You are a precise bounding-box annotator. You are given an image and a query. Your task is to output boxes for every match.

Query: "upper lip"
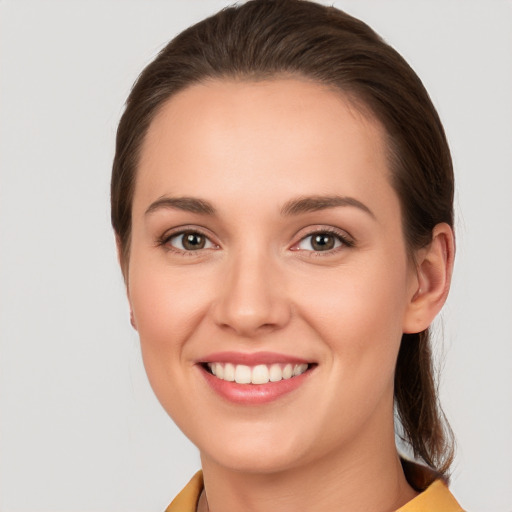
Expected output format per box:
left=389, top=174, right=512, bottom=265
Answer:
left=198, top=351, right=312, bottom=365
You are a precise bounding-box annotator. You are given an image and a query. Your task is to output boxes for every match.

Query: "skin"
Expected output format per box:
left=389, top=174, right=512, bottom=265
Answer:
left=124, top=78, right=454, bottom=512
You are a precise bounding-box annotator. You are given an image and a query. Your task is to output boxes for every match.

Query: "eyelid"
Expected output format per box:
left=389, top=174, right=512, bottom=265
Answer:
left=156, top=224, right=354, bottom=254
left=289, top=226, right=355, bottom=253
left=157, top=225, right=220, bottom=252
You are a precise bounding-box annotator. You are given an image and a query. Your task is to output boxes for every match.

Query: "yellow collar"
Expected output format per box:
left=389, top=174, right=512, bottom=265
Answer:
left=165, top=470, right=464, bottom=512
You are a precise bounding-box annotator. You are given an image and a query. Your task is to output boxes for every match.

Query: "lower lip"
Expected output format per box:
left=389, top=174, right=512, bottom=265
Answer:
left=199, top=365, right=313, bottom=405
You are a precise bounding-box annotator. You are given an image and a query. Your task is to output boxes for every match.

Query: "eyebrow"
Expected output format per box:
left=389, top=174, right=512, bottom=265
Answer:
left=280, top=195, right=375, bottom=218
left=145, top=194, right=374, bottom=219
left=145, top=196, right=217, bottom=216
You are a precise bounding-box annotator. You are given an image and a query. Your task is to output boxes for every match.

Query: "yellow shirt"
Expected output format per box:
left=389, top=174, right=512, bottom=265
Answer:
left=165, top=471, right=464, bottom=512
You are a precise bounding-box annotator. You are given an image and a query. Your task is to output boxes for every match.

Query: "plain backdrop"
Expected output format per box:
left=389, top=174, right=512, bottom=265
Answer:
left=1, top=1, right=511, bottom=511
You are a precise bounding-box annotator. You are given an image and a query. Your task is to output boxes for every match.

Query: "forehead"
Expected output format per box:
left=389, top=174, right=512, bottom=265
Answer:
left=135, top=78, right=396, bottom=217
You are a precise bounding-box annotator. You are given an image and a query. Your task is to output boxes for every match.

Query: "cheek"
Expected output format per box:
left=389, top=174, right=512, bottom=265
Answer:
left=127, top=257, right=213, bottom=378
left=294, top=256, right=410, bottom=367
left=303, top=266, right=407, bottom=327
left=126, top=266, right=213, bottom=426
left=133, top=290, right=197, bottom=345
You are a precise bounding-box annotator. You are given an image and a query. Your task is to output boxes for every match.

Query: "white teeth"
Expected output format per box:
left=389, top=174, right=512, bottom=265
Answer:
left=206, top=362, right=309, bottom=385
left=215, top=363, right=224, bottom=380
left=234, top=364, right=252, bottom=384
left=269, top=363, right=282, bottom=382
left=251, top=364, right=269, bottom=384
left=293, top=363, right=308, bottom=376
left=224, top=363, right=235, bottom=382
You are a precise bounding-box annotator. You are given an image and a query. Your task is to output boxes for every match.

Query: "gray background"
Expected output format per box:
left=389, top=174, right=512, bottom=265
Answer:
left=1, top=1, right=511, bottom=510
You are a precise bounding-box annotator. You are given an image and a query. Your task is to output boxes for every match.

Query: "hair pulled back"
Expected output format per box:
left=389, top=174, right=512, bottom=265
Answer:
left=111, top=0, right=454, bottom=478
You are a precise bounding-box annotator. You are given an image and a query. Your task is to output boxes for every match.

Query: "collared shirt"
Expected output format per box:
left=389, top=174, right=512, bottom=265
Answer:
left=165, top=470, right=464, bottom=512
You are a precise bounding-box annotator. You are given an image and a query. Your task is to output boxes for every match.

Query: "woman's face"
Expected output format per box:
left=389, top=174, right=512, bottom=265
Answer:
left=127, top=79, right=420, bottom=474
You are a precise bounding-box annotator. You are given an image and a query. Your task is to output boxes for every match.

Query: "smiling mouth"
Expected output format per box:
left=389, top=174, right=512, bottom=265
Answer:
left=203, top=362, right=311, bottom=385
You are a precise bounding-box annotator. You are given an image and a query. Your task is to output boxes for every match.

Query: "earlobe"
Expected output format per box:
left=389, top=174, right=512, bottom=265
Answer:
left=403, top=223, right=455, bottom=334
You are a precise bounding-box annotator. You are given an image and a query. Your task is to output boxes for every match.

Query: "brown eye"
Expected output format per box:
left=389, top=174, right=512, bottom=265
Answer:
left=182, top=232, right=206, bottom=250
left=296, top=231, right=345, bottom=252
left=168, top=231, right=214, bottom=251
left=311, top=234, right=336, bottom=251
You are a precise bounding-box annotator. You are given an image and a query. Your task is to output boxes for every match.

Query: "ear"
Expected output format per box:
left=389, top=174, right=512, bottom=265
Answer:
left=403, top=223, right=455, bottom=334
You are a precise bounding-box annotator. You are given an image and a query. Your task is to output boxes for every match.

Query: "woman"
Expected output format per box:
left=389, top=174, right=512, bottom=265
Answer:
left=111, top=0, right=463, bottom=510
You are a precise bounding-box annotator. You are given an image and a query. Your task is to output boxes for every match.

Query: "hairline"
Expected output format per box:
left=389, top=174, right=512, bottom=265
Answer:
left=121, top=73, right=414, bottom=275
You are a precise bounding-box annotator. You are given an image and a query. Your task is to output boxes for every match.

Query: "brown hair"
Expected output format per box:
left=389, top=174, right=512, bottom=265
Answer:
left=111, top=0, right=454, bottom=478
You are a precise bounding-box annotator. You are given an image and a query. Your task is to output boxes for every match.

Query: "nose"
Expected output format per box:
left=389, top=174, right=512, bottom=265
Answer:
left=211, top=250, right=292, bottom=337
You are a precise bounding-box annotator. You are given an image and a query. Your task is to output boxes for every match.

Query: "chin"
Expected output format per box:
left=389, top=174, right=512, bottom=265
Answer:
left=196, top=423, right=318, bottom=475
left=205, top=445, right=303, bottom=475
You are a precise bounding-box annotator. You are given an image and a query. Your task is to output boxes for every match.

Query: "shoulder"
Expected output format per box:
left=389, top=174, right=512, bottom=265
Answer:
left=399, top=458, right=465, bottom=512
left=396, top=479, right=465, bottom=512
left=165, top=471, right=203, bottom=512
left=164, top=468, right=465, bottom=512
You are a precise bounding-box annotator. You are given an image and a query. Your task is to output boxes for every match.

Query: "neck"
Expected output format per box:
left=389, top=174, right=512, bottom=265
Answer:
left=198, top=423, right=417, bottom=512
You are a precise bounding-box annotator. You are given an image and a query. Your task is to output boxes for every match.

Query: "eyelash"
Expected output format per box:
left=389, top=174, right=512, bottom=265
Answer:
left=157, top=228, right=218, bottom=254
left=291, top=228, right=354, bottom=256
left=157, top=227, right=354, bottom=255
